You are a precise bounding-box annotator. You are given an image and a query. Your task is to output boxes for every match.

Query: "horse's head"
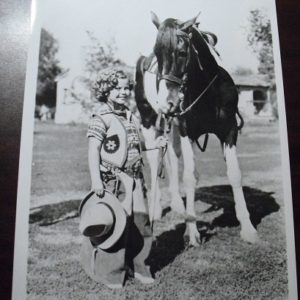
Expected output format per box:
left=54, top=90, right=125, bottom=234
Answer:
left=151, top=12, right=199, bottom=115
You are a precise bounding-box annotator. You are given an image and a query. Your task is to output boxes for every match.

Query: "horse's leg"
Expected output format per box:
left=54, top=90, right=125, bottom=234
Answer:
left=141, top=126, right=162, bottom=220
left=164, top=143, right=185, bottom=214
left=223, top=143, right=258, bottom=243
left=181, top=136, right=200, bottom=246
left=192, top=142, right=201, bottom=188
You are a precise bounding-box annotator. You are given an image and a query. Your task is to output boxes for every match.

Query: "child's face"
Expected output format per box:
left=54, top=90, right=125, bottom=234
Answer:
left=108, top=78, right=131, bottom=106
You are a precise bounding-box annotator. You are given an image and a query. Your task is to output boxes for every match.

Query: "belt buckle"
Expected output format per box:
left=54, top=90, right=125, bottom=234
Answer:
left=113, top=167, right=121, bottom=175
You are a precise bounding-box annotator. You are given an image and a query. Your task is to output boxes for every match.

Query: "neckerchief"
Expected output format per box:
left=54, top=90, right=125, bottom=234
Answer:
left=107, top=101, right=128, bottom=118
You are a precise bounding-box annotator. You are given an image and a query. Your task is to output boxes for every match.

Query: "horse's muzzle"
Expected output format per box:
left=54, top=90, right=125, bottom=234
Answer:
left=157, top=78, right=181, bottom=115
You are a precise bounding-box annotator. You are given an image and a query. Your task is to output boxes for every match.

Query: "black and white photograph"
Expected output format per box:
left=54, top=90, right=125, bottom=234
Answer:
left=12, top=0, right=297, bottom=299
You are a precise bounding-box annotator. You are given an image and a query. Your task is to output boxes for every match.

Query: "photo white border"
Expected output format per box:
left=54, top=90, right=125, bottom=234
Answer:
left=11, top=1, right=298, bottom=299
left=270, top=2, right=298, bottom=299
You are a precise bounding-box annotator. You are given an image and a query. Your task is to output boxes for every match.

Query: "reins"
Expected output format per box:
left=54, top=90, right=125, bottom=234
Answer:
left=176, top=73, right=218, bottom=117
left=149, top=112, right=169, bottom=229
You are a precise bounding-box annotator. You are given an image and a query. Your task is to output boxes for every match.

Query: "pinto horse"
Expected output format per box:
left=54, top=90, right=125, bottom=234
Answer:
left=135, top=12, right=258, bottom=245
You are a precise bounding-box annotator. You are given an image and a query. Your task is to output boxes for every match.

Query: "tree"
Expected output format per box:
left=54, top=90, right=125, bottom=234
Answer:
left=247, top=9, right=278, bottom=119
left=83, top=31, right=124, bottom=80
left=79, top=31, right=132, bottom=108
left=36, top=28, right=62, bottom=108
left=247, top=9, right=274, bottom=82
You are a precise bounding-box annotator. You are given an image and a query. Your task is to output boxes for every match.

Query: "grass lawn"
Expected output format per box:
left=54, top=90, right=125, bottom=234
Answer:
left=27, top=120, right=289, bottom=299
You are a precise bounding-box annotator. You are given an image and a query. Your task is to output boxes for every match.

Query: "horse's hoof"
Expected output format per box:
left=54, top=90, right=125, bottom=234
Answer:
left=188, top=236, right=201, bottom=247
left=240, top=228, right=259, bottom=244
left=187, top=229, right=201, bottom=247
left=189, top=240, right=200, bottom=247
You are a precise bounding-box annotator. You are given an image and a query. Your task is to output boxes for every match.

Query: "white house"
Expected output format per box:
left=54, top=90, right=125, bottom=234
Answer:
left=232, top=73, right=273, bottom=119
left=55, top=71, right=92, bottom=124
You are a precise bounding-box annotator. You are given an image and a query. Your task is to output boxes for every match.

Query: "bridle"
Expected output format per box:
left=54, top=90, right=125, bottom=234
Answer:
left=158, top=73, right=183, bottom=86
left=156, top=26, right=218, bottom=117
left=154, top=25, right=217, bottom=153
left=156, top=28, right=191, bottom=87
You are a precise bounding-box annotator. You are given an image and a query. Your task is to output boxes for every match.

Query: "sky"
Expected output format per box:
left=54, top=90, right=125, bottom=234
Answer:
left=32, top=0, right=275, bottom=76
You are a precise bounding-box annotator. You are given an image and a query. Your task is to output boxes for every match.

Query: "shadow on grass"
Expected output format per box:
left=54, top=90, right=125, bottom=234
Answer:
left=195, top=185, right=280, bottom=228
left=146, top=221, right=217, bottom=275
left=29, top=185, right=278, bottom=228
left=147, top=185, right=279, bottom=274
left=146, top=223, right=186, bottom=274
left=29, top=185, right=279, bottom=274
left=29, top=200, right=80, bottom=226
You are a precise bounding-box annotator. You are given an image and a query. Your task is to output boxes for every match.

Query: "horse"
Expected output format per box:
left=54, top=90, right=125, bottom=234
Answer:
left=134, top=12, right=258, bottom=246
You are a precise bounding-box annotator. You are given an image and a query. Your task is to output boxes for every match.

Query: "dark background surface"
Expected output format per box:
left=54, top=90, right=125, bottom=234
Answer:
left=0, top=0, right=299, bottom=299
left=277, top=2, right=300, bottom=298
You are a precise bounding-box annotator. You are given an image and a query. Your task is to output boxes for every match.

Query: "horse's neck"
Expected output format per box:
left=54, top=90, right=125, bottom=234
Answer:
left=190, top=29, right=219, bottom=80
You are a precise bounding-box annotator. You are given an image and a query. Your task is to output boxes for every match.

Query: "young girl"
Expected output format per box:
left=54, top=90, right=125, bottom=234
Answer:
left=81, top=69, right=167, bottom=288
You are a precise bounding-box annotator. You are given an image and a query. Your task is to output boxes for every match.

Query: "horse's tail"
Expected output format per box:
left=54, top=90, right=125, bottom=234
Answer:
left=236, top=110, right=244, bottom=131
left=136, top=56, right=145, bottom=77
left=135, top=56, right=146, bottom=90
left=134, top=56, right=158, bottom=129
left=135, top=56, right=145, bottom=94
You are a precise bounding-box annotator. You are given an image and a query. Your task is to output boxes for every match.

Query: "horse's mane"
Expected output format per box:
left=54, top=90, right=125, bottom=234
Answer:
left=153, top=19, right=178, bottom=74
left=189, top=27, right=219, bottom=79
left=154, top=19, right=177, bottom=55
left=153, top=19, right=219, bottom=80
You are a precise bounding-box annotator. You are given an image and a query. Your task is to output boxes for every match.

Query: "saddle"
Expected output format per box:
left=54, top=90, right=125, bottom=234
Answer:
left=200, top=31, right=218, bottom=47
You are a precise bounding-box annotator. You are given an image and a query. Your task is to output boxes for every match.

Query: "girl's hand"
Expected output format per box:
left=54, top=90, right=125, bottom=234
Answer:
left=92, top=180, right=105, bottom=198
left=155, top=136, right=168, bottom=149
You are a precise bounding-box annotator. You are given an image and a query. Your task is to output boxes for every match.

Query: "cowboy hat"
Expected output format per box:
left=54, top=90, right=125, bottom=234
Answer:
left=79, top=190, right=127, bottom=250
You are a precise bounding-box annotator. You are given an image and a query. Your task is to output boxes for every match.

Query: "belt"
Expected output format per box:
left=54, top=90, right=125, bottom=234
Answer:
left=100, top=162, right=142, bottom=180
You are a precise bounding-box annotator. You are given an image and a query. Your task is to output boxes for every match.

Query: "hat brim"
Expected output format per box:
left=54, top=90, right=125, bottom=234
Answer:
left=79, top=190, right=127, bottom=250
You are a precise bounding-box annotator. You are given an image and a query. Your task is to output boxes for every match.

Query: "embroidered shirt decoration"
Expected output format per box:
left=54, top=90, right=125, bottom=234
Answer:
left=103, top=135, right=120, bottom=154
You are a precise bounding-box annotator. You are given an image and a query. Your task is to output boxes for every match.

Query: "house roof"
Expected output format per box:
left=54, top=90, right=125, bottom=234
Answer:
left=231, top=73, right=270, bottom=88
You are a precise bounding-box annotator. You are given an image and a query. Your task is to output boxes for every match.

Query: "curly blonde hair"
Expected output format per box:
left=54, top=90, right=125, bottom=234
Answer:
left=93, top=69, right=133, bottom=102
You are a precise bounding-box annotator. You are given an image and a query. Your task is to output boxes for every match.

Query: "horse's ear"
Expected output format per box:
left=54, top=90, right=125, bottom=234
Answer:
left=180, top=12, right=201, bottom=32
left=151, top=11, right=160, bottom=29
